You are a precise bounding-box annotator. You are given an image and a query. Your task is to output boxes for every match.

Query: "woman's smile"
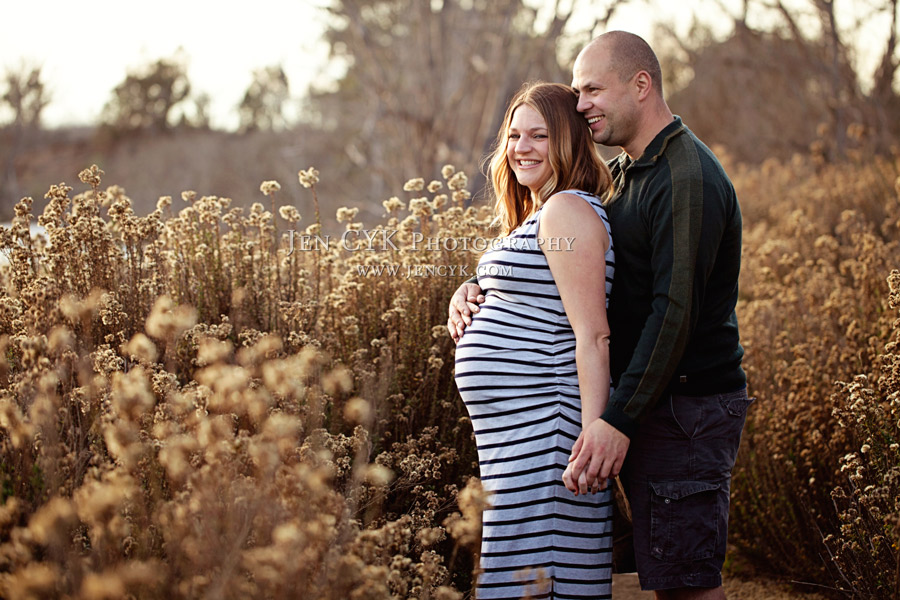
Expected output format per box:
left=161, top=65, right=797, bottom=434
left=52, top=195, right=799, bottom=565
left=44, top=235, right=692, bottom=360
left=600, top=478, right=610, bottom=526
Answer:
left=506, top=105, right=553, bottom=194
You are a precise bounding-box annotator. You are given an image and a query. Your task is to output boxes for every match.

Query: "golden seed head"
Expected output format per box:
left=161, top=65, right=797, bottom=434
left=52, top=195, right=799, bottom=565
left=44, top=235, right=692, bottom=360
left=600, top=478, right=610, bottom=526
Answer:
left=78, top=164, right=104, bottom=188
left=336, top=206, right=360, bottom=223
left=298, top=167, right=320, bottom=188
left=260, top=180, right=281, bottom=195
left=382, top=196, right=405, bottom=213
left=403, top=177, right=425, bottom=192
left=122, top=332, right=158, bottom=364
left=279, top=205, right=301, bottom=223
left=343, top=397, right=371, bottom=425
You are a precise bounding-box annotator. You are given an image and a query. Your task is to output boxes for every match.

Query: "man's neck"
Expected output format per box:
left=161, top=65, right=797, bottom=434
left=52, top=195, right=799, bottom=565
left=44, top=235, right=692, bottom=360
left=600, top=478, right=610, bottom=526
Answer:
left=623, top=104, right=676, bottom=160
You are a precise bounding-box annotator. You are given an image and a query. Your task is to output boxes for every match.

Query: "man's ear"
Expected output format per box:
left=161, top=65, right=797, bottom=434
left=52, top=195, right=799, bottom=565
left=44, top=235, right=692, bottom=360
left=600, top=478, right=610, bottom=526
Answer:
left=633, top=70, right=653, bottom=101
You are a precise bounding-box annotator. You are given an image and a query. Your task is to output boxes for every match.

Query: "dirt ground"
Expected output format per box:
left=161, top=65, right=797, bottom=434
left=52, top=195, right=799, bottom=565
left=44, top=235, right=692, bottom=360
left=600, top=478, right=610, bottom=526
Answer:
left=612, top=573, right=830, bottom=599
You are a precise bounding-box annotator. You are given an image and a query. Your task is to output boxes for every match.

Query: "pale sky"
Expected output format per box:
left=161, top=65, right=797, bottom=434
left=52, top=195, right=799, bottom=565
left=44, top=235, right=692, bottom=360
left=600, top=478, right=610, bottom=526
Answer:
left=1, top=0, right=892, bottom=129
left=1, top=0, right=334, bottom=129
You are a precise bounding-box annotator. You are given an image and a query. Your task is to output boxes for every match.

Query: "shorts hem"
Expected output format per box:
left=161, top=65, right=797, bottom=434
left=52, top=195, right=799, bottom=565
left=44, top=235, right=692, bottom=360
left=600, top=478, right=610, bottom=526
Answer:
left=639, top=572, right=723, bottom=591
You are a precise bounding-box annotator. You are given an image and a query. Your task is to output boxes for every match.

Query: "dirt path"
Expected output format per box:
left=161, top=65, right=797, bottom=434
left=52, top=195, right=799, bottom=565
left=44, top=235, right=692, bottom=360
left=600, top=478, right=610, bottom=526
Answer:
left=612, top=573, right=829, bottom=599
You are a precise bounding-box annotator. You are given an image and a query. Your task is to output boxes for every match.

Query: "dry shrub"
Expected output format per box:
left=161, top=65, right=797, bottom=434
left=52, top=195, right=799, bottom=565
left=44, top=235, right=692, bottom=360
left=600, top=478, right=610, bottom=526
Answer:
left=730, top=148, right=900, bottom=596
left=3, top=146, right=898, bottom=598
left=0, top=164, right=490, bottom=598
left=825, top=270, right=900, bottom=597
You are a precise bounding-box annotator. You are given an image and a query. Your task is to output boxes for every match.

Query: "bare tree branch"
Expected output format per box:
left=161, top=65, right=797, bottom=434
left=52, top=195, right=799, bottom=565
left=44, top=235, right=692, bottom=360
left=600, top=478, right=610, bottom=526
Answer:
left=310, top=0, right=600, bottom=202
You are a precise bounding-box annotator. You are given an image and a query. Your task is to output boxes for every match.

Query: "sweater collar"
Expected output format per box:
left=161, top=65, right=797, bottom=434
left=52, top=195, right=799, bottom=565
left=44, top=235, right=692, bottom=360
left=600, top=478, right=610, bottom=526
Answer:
left=616, top=115, right=686, bottom=170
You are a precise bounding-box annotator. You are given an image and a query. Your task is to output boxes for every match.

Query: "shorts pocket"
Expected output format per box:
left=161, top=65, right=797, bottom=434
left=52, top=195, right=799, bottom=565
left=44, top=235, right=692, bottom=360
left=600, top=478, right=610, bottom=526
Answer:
left=718, top=390, right=755, bottom=417
left=649, top=480, right=720, bottom=562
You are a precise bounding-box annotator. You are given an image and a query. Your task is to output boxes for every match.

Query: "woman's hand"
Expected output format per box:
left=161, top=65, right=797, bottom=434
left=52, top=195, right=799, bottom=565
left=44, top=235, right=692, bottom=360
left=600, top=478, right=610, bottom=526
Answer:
left=563, top=446, right=602, bottom=496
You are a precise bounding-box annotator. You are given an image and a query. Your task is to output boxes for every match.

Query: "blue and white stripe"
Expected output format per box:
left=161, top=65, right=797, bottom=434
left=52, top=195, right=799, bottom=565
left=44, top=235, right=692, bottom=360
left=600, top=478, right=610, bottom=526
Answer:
left=455, top=190, right=615, bottom=600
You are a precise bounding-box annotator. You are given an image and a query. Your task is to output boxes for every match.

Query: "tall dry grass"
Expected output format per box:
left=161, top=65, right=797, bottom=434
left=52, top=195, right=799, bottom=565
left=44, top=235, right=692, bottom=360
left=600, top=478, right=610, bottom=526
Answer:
left=0, top=164, right=490, bottom=598
left=0, top=144, right=898, bottom=598
left=729, top=147, right=900, bottom=597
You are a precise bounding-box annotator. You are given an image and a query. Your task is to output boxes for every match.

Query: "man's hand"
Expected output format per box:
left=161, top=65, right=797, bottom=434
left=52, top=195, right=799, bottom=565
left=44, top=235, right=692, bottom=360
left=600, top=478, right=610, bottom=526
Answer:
left=562, top=460, right=602, bottom=496
left=447, top=282, right=485, bottom=343
left=563, top=419, right=630, bottom=495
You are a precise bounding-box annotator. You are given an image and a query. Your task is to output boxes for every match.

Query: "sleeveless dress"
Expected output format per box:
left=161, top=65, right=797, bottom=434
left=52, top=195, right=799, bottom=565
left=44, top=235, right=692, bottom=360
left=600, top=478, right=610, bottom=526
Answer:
left=455, top=190, right=615, bottom=600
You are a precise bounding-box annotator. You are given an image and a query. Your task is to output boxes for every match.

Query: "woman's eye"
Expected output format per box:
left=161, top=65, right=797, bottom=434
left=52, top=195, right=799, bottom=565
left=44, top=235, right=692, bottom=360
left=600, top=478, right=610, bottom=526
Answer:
left=508, top=134, right=520, bottom=140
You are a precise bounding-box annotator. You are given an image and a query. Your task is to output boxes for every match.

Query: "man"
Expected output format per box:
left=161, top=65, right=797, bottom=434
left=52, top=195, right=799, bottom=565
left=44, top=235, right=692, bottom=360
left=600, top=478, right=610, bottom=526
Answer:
left=448, top=31, right=751, bottom=599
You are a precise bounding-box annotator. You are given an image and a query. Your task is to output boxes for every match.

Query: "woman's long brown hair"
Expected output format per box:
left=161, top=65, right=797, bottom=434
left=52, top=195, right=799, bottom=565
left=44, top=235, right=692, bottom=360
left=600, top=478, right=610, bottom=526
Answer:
left=486, top=81, right=613, bottom=235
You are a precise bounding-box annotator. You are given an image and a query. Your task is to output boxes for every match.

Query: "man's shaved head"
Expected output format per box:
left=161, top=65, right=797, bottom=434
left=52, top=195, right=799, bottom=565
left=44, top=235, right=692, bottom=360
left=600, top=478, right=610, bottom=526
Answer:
left=583, top=31, right=663, bottom=97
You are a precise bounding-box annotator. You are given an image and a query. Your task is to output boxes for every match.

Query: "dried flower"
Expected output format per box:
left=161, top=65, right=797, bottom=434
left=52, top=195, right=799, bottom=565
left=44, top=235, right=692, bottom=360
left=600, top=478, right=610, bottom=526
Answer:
left=382, top=196, right=405, bottom=213
left=447, top=171, right=467, bottom=190
left=298, top=167, right=319, bottom=188
left=260, top=180, right=281, bottom=195
left=336, top=207, right=360, bottom=223
left=145, top=296, right=198, bottom=340
left=279, top=205, right=301, bottom=223
left=79, top=164, right=104, bottom=188
left=122, top=332, right=158, bottom=364
left=403, top=178, right=425, bottom=192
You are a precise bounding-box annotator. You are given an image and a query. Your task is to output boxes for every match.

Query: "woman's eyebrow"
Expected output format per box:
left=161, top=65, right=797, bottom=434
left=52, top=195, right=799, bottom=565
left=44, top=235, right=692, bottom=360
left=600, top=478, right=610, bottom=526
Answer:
left=508, top=126, right=548, bottom=132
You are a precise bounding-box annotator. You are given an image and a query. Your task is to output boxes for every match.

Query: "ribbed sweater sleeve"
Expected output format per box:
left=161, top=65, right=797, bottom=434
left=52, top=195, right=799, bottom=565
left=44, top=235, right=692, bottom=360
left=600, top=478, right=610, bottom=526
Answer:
left=600, top=133, right=704, bottom=438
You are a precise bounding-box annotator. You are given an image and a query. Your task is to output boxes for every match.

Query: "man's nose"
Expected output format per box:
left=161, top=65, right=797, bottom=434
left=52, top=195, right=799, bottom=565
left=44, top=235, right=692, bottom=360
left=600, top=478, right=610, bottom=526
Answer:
left=576, top=95, right=590, bottom=113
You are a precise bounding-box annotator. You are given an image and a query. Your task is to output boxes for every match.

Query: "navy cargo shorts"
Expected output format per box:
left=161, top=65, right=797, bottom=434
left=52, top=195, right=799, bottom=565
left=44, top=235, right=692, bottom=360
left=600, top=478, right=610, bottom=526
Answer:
left=619, top=387, right=753, bottom=591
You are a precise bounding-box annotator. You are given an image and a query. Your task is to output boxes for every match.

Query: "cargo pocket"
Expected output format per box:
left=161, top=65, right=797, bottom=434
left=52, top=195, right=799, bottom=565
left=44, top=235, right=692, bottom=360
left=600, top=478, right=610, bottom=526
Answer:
left=649, top=480, right=720, bottom=562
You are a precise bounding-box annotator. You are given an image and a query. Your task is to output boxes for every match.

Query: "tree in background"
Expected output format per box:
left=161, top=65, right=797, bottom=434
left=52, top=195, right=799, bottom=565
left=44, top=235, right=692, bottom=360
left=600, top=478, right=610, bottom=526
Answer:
left=182, top=92, right=212, bottom=130
left=238, top=66, right=291, bottom=133
left=1, top=64, right=50, bottom=204
left=1, top=65, right=49, bottom=130
left=660, top=0, right=900, bottom=163
left=307, top=0, right=627, bottom=204
left=101, top=53, right=192, bottom=135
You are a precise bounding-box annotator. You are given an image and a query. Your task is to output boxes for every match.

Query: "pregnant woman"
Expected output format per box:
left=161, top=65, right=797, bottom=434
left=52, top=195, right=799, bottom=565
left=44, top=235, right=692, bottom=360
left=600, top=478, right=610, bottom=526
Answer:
left=454, top=81, right=616, bottom=599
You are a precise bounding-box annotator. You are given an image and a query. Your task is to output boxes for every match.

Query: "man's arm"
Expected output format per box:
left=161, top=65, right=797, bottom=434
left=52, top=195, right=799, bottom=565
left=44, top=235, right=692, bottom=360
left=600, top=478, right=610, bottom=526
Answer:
left=569, top=140, right=707, bottom=482
left=602, top=142, right=707, bottom=436
left=447, top=279, right=484, bottom=342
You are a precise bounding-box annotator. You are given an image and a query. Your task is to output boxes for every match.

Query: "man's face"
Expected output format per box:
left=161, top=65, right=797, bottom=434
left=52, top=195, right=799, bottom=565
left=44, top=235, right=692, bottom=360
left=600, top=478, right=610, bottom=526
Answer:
left=571, top=45, right=638, bottom=149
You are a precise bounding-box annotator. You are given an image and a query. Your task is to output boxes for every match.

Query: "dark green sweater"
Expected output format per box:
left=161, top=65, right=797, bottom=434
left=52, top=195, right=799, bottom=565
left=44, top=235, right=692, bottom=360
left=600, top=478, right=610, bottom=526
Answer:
left=601, top=116, right=746, bottom=439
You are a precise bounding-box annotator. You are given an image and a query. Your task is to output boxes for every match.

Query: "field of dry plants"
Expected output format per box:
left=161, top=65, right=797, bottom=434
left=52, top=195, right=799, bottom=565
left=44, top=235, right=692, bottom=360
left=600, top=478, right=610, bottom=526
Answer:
left=0, top=146, right=898, bottom=598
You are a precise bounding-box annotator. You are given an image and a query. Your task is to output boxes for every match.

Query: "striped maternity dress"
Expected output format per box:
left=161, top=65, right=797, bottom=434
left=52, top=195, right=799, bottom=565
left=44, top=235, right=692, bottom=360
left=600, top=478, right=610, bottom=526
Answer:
left=455, top=190, right=615, bottom=600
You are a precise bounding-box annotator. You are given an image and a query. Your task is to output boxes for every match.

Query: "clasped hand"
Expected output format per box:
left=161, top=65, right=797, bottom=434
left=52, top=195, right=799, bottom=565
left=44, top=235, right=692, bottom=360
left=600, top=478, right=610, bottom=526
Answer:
left=562, top=418, right=630, bottom=496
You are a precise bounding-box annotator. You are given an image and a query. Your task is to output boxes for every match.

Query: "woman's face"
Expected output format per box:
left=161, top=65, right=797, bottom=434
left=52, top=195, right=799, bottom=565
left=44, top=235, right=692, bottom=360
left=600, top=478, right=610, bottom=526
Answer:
left=506, top=105, right=553, bottom=196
